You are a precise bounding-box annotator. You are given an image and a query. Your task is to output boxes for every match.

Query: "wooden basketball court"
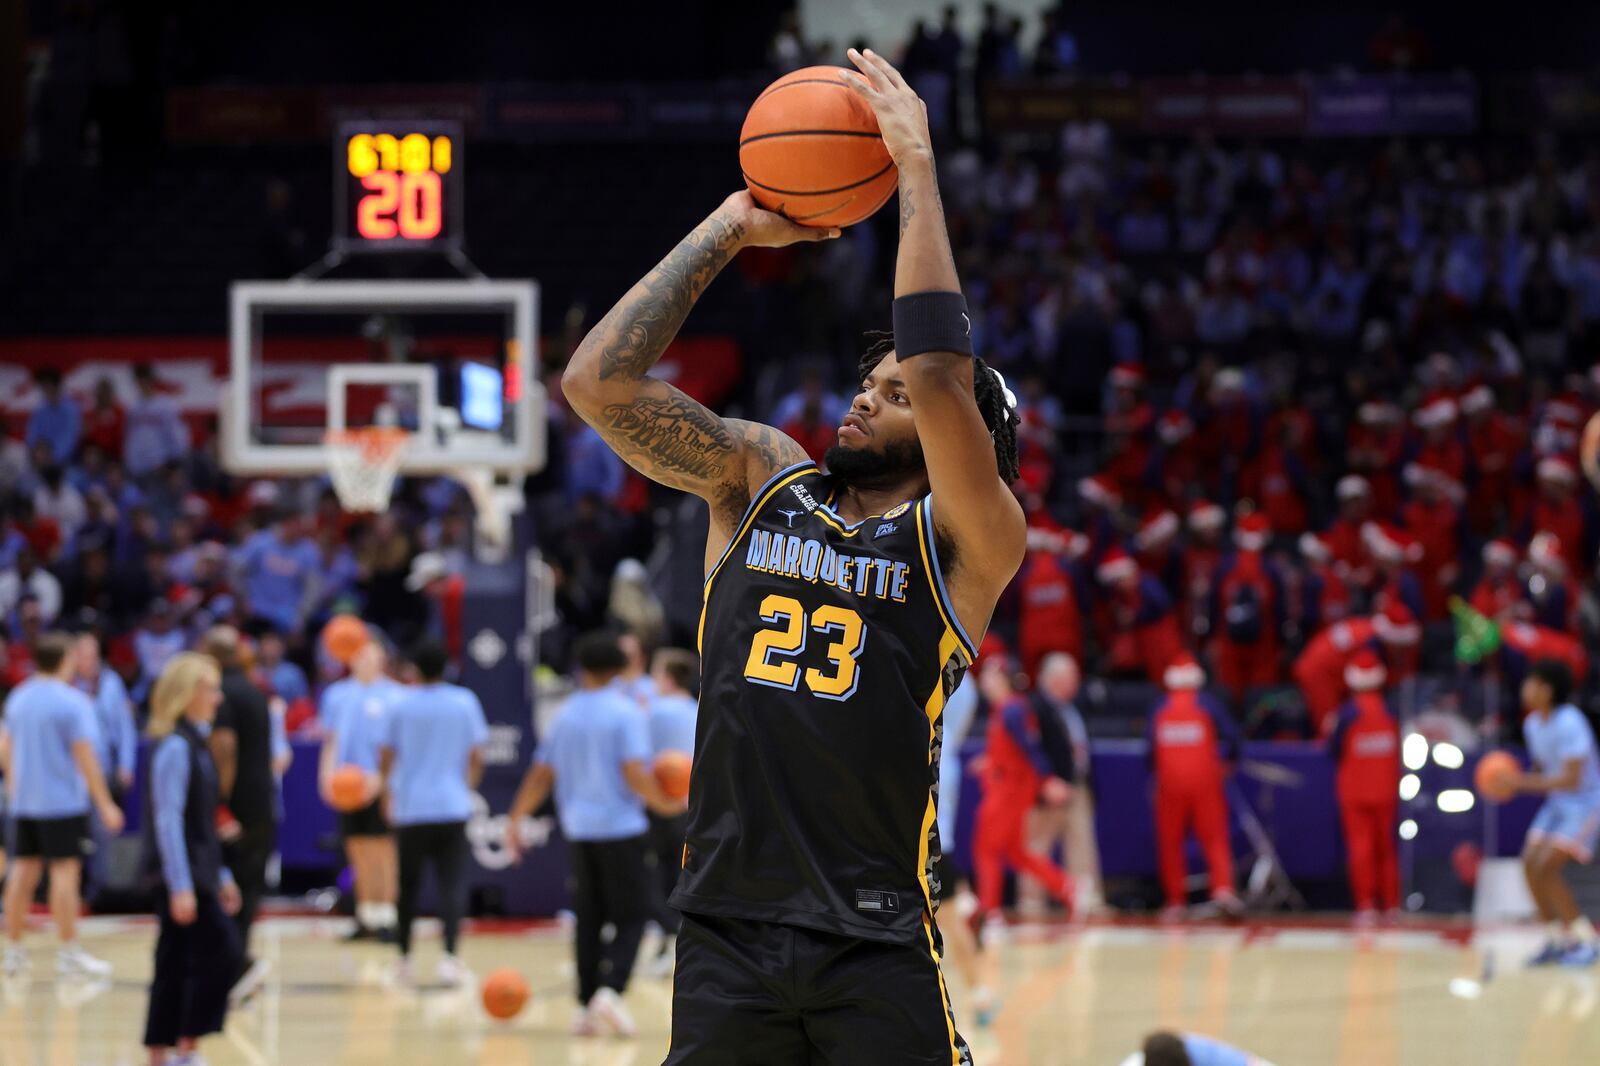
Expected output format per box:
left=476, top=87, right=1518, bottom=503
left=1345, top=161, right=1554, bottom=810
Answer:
left=2, top=915, right=1592, bottom=1065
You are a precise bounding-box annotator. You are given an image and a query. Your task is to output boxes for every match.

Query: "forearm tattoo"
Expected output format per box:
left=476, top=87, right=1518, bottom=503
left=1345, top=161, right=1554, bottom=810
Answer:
left=601, top=395, right=738, bottom=485
left=596, top=214, right=746, bottom=383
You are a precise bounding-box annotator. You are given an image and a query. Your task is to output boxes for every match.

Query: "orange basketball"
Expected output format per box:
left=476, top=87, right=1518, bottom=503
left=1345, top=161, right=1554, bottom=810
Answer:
left=321, top=614, right=369, bottom=664
left=481, top=968, right=530, bottom=1021
left=740, top=66, right=897, bottom=229
left=1474, top=750, right=1520, bottom=804
left=328, top=765, right=370, bottom=813
left=654, top=750, right=693, bottom=801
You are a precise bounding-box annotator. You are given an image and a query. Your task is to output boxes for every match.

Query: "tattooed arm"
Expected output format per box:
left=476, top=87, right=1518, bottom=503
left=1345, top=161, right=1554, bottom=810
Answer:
left=562, top=191, right=838, bottom=540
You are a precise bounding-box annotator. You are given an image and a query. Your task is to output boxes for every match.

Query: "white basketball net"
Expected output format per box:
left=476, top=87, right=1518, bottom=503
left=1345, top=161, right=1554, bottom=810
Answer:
left=324, top=428, right=410, bottom=512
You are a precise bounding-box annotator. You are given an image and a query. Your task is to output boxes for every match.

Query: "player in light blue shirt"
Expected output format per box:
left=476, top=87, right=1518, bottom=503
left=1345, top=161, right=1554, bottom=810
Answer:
left=506, top=632, right=683, bottom=1037
left=1119, top=1029, right=1277, bottom=1066
left=377, top=641, right=486, bottom=985
left=319, top=637, right=405, bottom=940
left=0, top=633, right=124, bottom=977
left=1513, top=658, right=1600, bottom=968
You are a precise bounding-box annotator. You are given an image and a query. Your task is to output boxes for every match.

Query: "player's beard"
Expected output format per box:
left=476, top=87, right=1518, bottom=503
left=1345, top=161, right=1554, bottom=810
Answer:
left=823, top=437, right=926, bottom=489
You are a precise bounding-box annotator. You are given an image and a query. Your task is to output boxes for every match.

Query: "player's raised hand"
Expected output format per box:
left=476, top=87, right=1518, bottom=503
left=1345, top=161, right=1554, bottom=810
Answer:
left=714, top=190, right=841, bottom=247
left=839, top=48, right=931, bottom=164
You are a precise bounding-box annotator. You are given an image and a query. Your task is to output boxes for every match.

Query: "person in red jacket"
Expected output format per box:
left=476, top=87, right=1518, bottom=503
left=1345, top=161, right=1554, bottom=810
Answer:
left=1399, top=465, right=1464, bottom=621
left=1017, top=527, right=1088, bottom=679
left=1522, top=532, right=1580, bottom=635
left=1498, top=621, right=1589, bottom=692
left=1133, top=509, right=1184, bottom=600
left=1242, top=419, right=1312, bottom=537
left=1347, top=403, right=1406, bottom=517
left=1462, top=383, right=1524, bottom=536
left=1411, top=396, right=1466, bottom=485
left=971, top=657, right=1074, bottom=922
left=1521, top=456, right=1591, bottom=580
left=1207, top=513, right=1286, bottom=705
left=1293, top=601, right=1418, bottom=735
left=1148, top=654, right=1243, bottom=918
left=1324, top=477, right=1374, bottom=584
left=1327, top=649, right=1401, bottom=923
left=1099, top=548, right=1185, bottom=683
left=1470, top=538, right=1522, bottom=622
left=1297, top=532, right=1352, bottom=636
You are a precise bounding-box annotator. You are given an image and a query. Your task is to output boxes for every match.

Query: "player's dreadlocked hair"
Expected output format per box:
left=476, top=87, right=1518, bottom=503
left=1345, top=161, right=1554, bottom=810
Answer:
left=856, top=331, right=1021, bottom=483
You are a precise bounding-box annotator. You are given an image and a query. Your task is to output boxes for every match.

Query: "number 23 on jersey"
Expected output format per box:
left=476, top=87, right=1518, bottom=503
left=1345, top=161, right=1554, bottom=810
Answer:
left=744, top=594, right=867, bottom=700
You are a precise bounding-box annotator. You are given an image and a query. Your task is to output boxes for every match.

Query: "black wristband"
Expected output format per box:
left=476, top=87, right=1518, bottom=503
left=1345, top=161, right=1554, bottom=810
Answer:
left=891, top=291, right=974, bottom=360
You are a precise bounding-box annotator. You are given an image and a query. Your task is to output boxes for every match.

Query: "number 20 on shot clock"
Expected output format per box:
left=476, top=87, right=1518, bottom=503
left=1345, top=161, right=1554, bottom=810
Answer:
left=335, top=120, right=462, bottom=252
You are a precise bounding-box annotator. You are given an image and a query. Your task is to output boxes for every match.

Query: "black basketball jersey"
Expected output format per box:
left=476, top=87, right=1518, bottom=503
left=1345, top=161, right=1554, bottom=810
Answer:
left=671, top=460, right=976, bottom=946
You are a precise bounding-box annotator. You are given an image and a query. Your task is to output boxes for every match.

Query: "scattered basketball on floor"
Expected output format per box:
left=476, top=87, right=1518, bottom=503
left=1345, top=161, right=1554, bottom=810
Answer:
left=1473, top=750, right=1520, bottom=804
left=740, top=66, right=897, bottom=229
left=654, top=750, right=693, bottom=801
left=328, top=765, right=370, bottom=813
left=481, top=968, right=530, bottom=1020
left=321, top=614, right=370, bottom=664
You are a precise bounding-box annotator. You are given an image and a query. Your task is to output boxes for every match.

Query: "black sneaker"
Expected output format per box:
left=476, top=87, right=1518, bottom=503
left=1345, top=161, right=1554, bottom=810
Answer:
left=344, top=925, right=376, bottom=943
left=376, top=927, right=398, bottom=945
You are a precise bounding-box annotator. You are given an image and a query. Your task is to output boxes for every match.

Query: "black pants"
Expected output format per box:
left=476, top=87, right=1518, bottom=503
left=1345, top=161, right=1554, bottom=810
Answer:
left=223, top=819, right=275, bottom=964
left=664, top=913, right=971, bottom=1066
left=647, top=811, right=689, bottom=935
left=396, top=821, right=468, bottom=956
left=570, top=835, right=650, bottom=1005
left=143, top=890, right=243, bottom=1049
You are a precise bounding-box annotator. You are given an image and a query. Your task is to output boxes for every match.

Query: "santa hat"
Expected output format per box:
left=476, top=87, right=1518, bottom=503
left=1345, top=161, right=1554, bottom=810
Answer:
left=1078, top=473, right=1122, bottom=509
left=1358, top=401, right=1402, bottom=426
left=1299, top=532, right=1331, bottom=564
left=1459, top=383, right=1494, bottom=415
left=1163, top=653, right=1205, bottom=690
left=1344, top=648, right=1388, bottom=691
left=1336, top=475, right=1371, bottom=501
left=1545, top=399, right=1584, bottom=430
left=1537, top=455, right=1578, bottom=487
left=1096, top=546, right=1139, bottom=586
left=1026, top=525, right=1091, bottom=558
left=1406, top=463, right=1464, bottom=503
left=1110, top=364, right=1146, bottom=391
left=1482, top=538, right=1517, bottom=568
left=1188, top=500, right=1226, bottom=533
left=1234, top=511, right=1270, bottom=552
left=1373, top=599, right=1421, bottom=645
left=1413, top=396, right=1458, bottom=429
left=1528, top=531, right=1567, bottom=572
left=1157, top=410, right=1193, bottom=445
left=1135, top=510, right=1180, bottom=551
left=1211, top=368, right=1246, bottom=396
left=1362, top=521, right=1422, bottom=565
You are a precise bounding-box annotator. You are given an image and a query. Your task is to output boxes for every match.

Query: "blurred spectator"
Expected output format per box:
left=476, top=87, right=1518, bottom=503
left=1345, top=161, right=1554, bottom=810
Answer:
left=232, top=513, right=318, bottom=638
left=1030, top=653, right=1103, bottom=914
left=123, top=364, right=189, bottom=480
left=0, top=550, right=62, bottom=625
left=25, top=369, right=81, bottom=465
left=255, top=630, right=309, bottom=706
left=1328, top=649, right=1400, bottom=921
left=80, top=378, right=125, bottom=461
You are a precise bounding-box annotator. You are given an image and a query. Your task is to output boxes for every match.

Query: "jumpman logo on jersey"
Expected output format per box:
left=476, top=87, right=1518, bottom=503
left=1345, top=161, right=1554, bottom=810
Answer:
left=777, top=509, right=803, bottom=528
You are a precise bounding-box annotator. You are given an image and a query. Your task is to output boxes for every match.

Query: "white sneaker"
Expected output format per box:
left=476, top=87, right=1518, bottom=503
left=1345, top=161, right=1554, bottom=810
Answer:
left=570, top=1005, right=600, bottom=1037
left=170, top=1053, right=210, bottom=1066
left=391, top=957, right=415, bottom=987
left=587, top=987, right=638, bottom=1038
left=2, top=948, right=28, bottom=976
left=56, top=946, right=112, bottom=979
left=228, top=957, right=272, bottom=1008
left=435, top=954, right=469, bottom=988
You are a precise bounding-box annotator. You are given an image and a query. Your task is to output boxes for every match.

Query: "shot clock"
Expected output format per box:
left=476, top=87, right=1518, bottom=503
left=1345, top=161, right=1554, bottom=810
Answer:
left=335, top=120, right=462, bottom=252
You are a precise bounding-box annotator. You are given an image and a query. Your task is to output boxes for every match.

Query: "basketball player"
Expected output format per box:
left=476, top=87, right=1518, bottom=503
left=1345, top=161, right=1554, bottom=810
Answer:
left=1513, top=658, right=1600, bottom=967
left=319, top=637, right=403, bottom=941
left=560, top=47, right=1022, bottom=1064
left=0, top=632, right=124, bottom=977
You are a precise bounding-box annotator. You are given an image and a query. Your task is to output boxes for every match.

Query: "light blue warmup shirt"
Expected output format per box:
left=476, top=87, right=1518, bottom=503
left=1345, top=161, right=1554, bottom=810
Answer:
left=536, top=687, right=651, bottom=842
left=2, top=677, right=100, bottom=818
left=649, top=692, right=698, bottom=756
left=150, top=727, right=235, bottom=895
left=1524, top=704, right=1600, bottom=802
left=324, top=677, right=406, bottom=772
left=936, top=673, right=979, bottom=851
left=380, top=683, right=488, bottom=826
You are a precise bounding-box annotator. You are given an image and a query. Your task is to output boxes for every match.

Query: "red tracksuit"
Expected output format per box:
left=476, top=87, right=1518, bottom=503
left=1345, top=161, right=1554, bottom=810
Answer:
left=1208, top=551, right=1285, bottom=700
left=1469, top=574, right=1521, bottom=622
left=1292, top=619, right=1380, bottom=735
left=1107, top=576, right=1185, bottom=683
left=974, top=698, right=1072, bottom=913
left=1329, top=693, right=1401, bottom=911
left=1018, top=552, right=1084, bottom=679
left=1149, top=690, right=1240, bottom=906
left=1465, top=413, right=1523, bottom=535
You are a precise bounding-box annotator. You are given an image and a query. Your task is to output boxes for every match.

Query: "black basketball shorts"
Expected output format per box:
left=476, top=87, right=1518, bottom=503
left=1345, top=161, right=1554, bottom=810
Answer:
left=338, top=797, right=390, bottom=839
left=9, top=815, right=93, bottom=861
left=663, top=911, right=972, bottom=1066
